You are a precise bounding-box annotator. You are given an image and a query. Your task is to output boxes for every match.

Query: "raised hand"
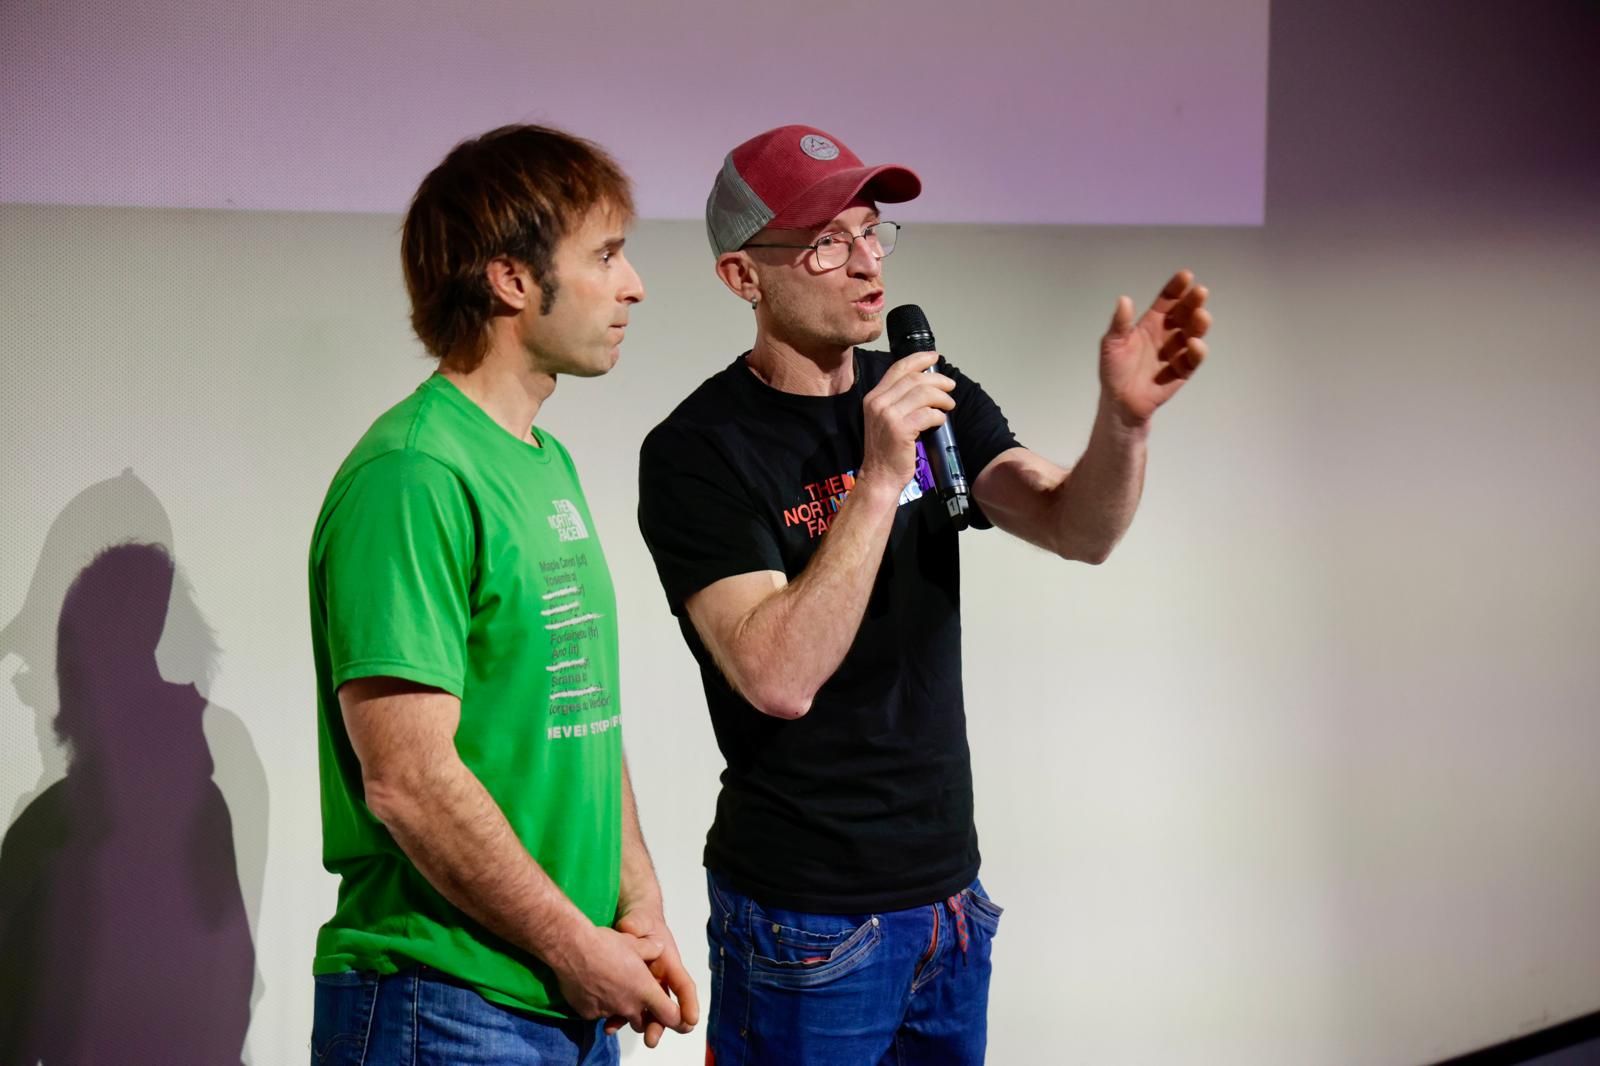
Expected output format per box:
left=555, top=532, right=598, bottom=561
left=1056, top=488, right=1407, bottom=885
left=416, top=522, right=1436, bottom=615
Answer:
left=1099, top=270, right=1211, bottom=426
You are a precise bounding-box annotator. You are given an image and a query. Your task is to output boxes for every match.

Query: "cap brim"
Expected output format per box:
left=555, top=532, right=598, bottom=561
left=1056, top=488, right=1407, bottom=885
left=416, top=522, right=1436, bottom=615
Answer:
left=767, top=164, right=922, bottom=230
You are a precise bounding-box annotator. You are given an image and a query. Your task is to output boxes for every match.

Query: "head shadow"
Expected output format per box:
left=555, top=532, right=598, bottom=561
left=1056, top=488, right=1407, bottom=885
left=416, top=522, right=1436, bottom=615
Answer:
left=0, top=470, right=265, bottom=1064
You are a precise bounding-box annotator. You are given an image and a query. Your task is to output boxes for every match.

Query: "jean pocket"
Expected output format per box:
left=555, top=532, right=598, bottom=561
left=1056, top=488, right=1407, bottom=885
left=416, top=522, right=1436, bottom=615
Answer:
left=310, top=971, right=378, bottom=1065
left=746, top=908, right=883, bottom=990
left=708, top=870, right=740, bottom=928
left=963, top=881, right=1004, bottom=935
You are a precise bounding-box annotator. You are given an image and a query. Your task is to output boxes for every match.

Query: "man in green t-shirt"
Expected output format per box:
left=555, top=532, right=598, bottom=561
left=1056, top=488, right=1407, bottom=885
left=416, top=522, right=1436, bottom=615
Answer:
left=307, top=124, right=697, bottom=1065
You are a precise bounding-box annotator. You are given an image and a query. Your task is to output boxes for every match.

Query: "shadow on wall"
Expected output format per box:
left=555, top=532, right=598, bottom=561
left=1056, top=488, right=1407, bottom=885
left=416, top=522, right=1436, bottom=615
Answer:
left=0, top=470, right=267, bottom=1064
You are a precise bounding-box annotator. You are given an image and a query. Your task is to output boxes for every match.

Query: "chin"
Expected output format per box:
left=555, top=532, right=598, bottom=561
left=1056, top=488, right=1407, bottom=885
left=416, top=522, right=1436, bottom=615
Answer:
left=853, top=320, right=885, bottom=345
left=565, top=348, right=619, bottom=378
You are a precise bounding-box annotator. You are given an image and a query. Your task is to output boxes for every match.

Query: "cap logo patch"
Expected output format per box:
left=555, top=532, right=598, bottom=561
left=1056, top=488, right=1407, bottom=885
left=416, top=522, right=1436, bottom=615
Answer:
left=799, top=134, right=840, bottom=161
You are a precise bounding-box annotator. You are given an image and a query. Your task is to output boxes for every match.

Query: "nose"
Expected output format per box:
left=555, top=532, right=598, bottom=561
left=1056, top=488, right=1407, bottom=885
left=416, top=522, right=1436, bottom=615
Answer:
left=846, top=235, right=882, bottom=280
left=619, top=256, right=645, bottom=304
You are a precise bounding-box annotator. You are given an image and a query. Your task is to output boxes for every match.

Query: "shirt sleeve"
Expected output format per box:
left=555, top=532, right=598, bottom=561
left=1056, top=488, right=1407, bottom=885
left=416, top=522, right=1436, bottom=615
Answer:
left=317, top=449, right=476, bottom=694
left=942, top=358, right=1023, bottom=531
left=637, top=422, right=784, bottom=615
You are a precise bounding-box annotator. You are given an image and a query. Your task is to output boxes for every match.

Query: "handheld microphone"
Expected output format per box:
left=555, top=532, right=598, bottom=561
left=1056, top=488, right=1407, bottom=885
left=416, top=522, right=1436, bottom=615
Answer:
left=886, top=304, right=970, bottom=530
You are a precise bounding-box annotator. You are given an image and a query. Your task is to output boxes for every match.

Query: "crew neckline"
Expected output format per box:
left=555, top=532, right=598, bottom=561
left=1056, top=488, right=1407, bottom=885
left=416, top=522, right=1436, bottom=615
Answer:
left=732, top=350, right=864, bottom=408
left=425, top=374, right=554, bottom=464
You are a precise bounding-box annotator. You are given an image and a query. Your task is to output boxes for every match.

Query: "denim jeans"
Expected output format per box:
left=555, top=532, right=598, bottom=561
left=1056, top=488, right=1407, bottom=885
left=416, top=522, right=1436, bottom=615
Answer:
left=310, top=967, right=618, bottom=1066
left=705, top=869, right=1003, bottom=1065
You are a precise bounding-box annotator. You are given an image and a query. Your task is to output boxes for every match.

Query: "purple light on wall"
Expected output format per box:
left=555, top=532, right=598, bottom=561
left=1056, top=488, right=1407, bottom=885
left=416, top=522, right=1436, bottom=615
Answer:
left=1, top=0, right=1268, bottom=224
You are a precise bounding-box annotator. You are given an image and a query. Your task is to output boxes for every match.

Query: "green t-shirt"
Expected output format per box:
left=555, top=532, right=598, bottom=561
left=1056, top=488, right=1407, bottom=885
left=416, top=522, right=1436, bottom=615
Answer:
left=307, top=374, right=622, bottom=1018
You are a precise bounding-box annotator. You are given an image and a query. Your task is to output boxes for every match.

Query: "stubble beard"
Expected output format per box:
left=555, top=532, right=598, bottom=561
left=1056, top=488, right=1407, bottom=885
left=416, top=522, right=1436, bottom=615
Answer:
left=765, top=281, right=881, bottom=354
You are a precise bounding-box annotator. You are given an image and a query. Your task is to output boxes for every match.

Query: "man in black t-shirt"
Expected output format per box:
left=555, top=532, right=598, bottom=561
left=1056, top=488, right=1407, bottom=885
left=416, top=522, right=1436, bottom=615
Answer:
left=637, top=124, right=1211, bottom=1065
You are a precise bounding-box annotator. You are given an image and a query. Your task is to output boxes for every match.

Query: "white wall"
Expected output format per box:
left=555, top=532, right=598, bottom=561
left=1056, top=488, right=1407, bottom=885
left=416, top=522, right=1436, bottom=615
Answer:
left=1, top=197, right=1597, bottom=1063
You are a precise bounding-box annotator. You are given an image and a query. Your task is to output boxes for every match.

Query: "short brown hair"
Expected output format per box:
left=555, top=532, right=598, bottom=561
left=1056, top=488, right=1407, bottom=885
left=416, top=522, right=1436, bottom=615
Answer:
left=401, top=124, right=634, bottom=370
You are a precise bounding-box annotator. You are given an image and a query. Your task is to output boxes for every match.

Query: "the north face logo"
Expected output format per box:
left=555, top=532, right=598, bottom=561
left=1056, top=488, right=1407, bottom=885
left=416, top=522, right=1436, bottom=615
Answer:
left=547, top=499, right=589, bottom=542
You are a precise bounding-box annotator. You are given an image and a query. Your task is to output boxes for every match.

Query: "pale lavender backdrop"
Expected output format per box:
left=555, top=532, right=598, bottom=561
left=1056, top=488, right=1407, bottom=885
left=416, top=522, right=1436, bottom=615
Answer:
left=0, top=0, right=1268, bottom=223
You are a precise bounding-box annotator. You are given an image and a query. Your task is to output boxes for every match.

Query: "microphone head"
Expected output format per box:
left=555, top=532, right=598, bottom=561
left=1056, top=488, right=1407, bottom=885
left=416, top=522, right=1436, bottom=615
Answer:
left=887, top=304, right=935, bottom=358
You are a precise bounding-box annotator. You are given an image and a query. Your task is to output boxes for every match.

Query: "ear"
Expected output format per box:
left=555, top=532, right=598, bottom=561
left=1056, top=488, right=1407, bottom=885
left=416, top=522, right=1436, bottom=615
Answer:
left=714, top=252, right=759, bottom=305
left=485, top=255, right=534, bottom=312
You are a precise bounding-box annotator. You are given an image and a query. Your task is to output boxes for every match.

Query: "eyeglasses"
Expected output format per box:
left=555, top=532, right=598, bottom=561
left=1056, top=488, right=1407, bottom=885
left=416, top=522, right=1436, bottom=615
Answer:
left=743, top=220, right=901, bottom=271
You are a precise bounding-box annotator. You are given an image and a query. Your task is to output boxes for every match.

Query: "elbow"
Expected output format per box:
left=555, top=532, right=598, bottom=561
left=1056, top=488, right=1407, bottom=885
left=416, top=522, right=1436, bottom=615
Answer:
left=732, top=669, right=819, bottom=717
left=361, top=770, right=427, bottom=829
left=720, top=636, right=816, bottom=719
left=1050, top=538, right=1108, bottom=565
left=758, top=694, right=812, bottom=717
left=1054, top=530, right=1119, bottom=565
left=745, top=681, right=814, bottom=720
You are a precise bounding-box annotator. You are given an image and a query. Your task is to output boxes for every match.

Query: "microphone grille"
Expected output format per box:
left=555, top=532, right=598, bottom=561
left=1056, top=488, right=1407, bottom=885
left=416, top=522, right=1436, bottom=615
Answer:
left=886, top=303, right=929, bottom=339
left=886, top=304, right=934, bottom=357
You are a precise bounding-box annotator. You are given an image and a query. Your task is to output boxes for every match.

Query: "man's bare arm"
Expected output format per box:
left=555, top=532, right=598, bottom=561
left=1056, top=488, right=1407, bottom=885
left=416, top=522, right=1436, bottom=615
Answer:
left=617, top=757, right=662, bottom=919
left=611, top=757, right=698, bottom=1046
left=972, top=416, right=1146, bottom=563
left=684, top=351, right=952, bottom=719
left=975, top=271, right=1211, bottom=563
left=338, top=676, right=678, bottom=1030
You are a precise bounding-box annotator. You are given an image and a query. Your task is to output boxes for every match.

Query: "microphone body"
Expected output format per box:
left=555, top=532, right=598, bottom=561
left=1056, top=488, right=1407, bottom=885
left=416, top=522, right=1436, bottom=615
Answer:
left=886, top=304, right=970, bottom=530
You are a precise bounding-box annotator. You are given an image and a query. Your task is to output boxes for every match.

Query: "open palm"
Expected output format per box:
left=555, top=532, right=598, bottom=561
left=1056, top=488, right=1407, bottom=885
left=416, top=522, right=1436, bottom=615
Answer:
left=1099, top=270, right=1211, bottom=425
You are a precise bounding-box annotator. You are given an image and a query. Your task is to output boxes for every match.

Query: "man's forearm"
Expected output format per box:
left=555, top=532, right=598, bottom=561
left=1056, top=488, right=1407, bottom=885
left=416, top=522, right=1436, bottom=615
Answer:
left=617, top=757, right=660, bottom=918
left=366, top=755, right=595, bottom=971
left=724, top=472, right=902, bottom=717
left=976, top=397, right=1151, bottom=562
left=1048, top=396, right=1151, bottom=563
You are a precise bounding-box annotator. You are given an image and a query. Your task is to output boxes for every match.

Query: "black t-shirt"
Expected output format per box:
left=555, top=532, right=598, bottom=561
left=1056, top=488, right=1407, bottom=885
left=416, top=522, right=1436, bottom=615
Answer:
left=637, top=349, right=1021, bottom=912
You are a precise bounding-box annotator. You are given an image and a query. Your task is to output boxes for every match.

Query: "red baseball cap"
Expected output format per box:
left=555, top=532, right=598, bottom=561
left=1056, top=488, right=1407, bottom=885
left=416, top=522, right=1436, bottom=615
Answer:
left=705, top=125, right=921, bottom=256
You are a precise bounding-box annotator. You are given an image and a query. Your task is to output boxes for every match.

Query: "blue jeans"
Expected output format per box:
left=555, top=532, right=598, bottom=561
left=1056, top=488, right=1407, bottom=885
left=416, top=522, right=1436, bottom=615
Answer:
left=705, top=870, right=1003, bottom=1065
left=310, top=967, right=619, bottom=1066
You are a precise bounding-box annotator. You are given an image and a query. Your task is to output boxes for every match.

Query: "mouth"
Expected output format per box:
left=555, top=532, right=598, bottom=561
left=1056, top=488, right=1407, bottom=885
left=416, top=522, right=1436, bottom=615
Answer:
left=853, top=291, right=885, bottom=314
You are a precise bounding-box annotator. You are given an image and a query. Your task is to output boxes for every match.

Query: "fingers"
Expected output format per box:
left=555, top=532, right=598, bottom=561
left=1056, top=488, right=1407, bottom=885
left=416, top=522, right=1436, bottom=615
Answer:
left=868, top=386, right=952, bottom=438
left=1107, top=295, right=1136, bottom=339
left=1157, top=331, right=1207, bottom=369
left=1143, top=272, right=1210, bottom=389
left=872, top=370, right=956, bottom=412
left=660, top=953, right=701, bottom=1031
left=879, top=350, right=941, bottom=386
left=863, top=373, right=955, bottom=438
left=605, top=920, right=696, bottom=1045
left=1155, top=273, right=1210, bottom=382
left=584, top=927, right=680, bottom=1037
left=1149, top=269, right=1197, bottom=317
left=1155, top=333, right=1207, bottom=383
left=641, top=979, right=682, bottom=1033
left=626, top=948, right=699, bottom=1046
left=624, top=933, right=665, bottom=963
left=1160, top=269, right=1195, bottom=300
left=873, top=352, right=955, bottom=415
left=1164, top=285, right=1211, bottom=338
left=862, top=353, right=958, bottom=484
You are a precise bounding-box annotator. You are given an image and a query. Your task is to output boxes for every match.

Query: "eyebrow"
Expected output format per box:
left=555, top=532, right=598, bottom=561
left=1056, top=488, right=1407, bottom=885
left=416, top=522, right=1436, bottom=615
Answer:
left=594, top=236, right=627, bottom=253
left=819, top=208, right=881, bottom=233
